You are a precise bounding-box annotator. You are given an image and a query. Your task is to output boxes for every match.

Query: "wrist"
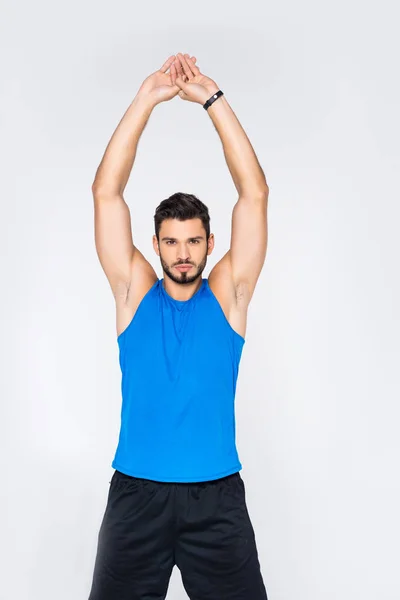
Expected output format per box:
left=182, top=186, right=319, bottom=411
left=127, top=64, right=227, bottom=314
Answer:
left=201, top=84, right=220, bottom=105
left=133, top=91, right=158, bottom=112
left=203, top=89, right=225, bottom=112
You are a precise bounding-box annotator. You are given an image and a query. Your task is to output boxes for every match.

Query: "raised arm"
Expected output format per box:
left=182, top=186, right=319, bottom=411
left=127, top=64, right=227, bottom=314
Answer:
left=207, top=92, right=269, bottom=304
left=92, top=55, right=194, bottom=300
left=92, top=94, right=155, bottom=300
left=172, top=54, right=269, bottom=306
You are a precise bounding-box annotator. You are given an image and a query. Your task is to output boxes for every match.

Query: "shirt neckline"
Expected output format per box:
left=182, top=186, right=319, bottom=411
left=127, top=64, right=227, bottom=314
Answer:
left=160, top=278, right=206, bottom=306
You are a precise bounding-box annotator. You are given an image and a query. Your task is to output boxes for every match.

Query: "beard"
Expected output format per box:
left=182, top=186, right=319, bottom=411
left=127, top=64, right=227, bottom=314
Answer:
left=160, top=252, right=208, bottom=285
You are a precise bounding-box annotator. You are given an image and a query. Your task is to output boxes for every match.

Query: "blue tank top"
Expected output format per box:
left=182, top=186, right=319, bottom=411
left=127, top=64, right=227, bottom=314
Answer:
left=111, top=277, right=245, bottom=482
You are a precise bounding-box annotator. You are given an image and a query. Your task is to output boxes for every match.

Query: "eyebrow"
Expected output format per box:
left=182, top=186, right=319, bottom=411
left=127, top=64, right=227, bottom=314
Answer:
left=161, top=236, right=205, bottom=241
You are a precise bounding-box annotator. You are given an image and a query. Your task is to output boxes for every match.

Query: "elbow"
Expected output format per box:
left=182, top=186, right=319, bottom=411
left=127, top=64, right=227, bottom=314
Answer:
left=91, top=181, right=120, bottom=198
left=258, top=186, right=269, bottom=206
left=248, top=174, right=269, bottom=200
left=91, top=180, right=103, bottom=195
left=258, top=186, right=269, bottom=201
left=259, top=180, right=269, bottom=198
left=239, top=186, right=269, bottom=204
left=91, top=178, right=108, bottom=195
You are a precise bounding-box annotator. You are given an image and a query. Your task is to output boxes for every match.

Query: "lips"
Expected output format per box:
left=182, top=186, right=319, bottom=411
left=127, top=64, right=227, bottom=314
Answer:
left=175, top=265, right=193, bottom=272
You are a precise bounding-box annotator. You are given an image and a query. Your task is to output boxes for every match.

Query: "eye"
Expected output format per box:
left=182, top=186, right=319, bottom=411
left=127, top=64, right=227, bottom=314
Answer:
left=189, top=239, right=200, bottom=244
left=166, top=240, right=176, bottom=245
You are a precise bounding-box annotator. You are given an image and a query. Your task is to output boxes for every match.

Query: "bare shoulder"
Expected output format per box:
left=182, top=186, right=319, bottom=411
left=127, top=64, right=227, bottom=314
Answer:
left=115, top=248, right=158, bottom=338
left=208, top=251, right=250, bottom=340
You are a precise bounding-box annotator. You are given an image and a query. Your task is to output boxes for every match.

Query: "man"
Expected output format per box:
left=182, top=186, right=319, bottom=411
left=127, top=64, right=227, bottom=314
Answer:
left=88, top=52, right=269, bottom=600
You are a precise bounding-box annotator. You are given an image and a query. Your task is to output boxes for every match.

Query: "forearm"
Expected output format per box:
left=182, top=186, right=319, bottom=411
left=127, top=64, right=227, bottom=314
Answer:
left=92, top=93, right=155, bottom=196
left=207, top=95, right=268, bottom=197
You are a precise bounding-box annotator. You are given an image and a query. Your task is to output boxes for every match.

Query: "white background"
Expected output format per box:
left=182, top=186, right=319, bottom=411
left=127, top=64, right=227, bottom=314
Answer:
left=1, top=0, right=399, bottom=598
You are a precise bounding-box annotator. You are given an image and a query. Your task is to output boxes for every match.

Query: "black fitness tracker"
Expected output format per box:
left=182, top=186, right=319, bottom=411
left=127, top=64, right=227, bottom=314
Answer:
left=203, top=90, right=224, bottom=110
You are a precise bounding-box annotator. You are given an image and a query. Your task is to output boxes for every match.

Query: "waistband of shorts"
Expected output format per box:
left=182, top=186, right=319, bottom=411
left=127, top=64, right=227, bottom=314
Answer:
left=112, top=469, right=241, bottom=487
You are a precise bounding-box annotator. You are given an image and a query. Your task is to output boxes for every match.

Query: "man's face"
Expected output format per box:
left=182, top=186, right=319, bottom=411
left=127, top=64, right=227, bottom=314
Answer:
left=153, top=218, right=214, bottom=285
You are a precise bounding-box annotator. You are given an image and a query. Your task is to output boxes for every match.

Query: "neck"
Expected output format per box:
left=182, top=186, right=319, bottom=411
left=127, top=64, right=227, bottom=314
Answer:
left=162, top=275, right=203, bottom=301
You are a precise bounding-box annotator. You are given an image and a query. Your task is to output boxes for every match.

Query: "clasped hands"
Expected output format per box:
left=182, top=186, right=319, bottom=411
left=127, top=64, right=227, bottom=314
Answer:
left=138, top=53, right=220, bottom=108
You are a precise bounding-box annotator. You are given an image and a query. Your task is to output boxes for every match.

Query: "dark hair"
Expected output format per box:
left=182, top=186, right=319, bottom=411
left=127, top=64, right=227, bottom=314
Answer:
left=154, top=192, right=210, bottom=240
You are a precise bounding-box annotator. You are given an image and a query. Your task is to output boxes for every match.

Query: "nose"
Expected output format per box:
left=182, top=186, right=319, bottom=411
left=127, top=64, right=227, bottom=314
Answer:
left=177, top=243, right=190, bottom=262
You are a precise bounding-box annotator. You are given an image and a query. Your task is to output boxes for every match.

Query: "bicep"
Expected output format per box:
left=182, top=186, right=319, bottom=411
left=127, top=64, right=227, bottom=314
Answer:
left=230, top=191, right=268, bottom=298
left=93, top=192, right=136, bottom=295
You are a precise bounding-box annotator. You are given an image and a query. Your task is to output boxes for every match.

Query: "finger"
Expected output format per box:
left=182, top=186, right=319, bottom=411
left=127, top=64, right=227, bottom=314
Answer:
left=159, top=55, right=176, bottom=73
left=166, top=56, right=188, bottom=76
left=177, top=53, right=194, bottom=80
left=174, top=57, right=184, bottom=78
left=185, top=55, right=200, bottom=76
left=184, top=53, right=196, bottom=63
left=170, top=62, right=177, bottom=85
left=175, top=58, right=189, bottom=83
left=174, top=75, right=189, bottom=92
left=180, top=53, right=200, bottom=77
left=184, top=54, right=199, bottom=70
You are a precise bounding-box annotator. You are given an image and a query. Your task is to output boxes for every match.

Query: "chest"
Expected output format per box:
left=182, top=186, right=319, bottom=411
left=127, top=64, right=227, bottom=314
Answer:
left=120, top=301, right=237, bottom=378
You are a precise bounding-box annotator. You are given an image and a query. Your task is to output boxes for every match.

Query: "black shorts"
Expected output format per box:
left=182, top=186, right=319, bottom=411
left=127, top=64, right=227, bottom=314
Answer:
left=88, top=469, right=268, bottom=600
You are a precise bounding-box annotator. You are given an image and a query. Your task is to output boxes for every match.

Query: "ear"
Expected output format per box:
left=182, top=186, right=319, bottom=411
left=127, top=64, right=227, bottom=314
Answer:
left=153, top=235, right=160, bottom=256
left=207, top=234, right=215, bottom=256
